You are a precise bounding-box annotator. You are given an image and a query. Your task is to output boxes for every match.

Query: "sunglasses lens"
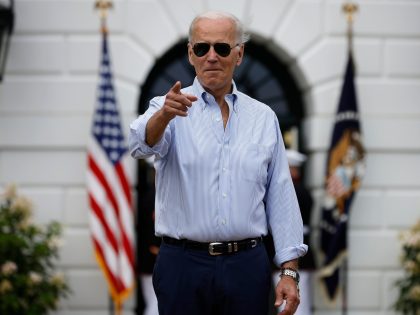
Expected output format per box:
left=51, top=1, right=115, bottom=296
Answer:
left=214, top=43, right=231, bottom=57
left=193, top=43, right=210, bottom=57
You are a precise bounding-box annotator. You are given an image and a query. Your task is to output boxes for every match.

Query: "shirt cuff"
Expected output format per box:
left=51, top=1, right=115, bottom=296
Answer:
left=130, top=115, right=168, bottom=156
left=274, top=244, right=308, bottom=267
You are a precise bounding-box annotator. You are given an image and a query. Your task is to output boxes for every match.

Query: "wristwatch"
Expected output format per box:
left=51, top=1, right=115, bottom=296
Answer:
left=280, top=268, right=300, bottom=283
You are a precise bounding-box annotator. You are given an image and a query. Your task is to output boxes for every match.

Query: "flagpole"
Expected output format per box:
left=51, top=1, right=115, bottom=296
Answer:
left=340, top=3, right=358, bottom=315
left=94, top=1, right=117, bottom=315
left=109, top=297, right=115, bottom=315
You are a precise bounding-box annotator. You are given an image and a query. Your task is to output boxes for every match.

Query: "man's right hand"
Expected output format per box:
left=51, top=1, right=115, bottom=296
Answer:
left=145, top=81, right=197, bottom=147
left=160, top=81, right=198, bottom=121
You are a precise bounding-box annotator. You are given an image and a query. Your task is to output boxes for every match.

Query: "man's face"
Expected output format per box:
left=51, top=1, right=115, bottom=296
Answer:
left=188, top=18, right=244, bottom=95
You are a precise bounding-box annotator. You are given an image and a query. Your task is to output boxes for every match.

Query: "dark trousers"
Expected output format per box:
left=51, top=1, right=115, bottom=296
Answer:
left=152, top=241, right=271, bottom=315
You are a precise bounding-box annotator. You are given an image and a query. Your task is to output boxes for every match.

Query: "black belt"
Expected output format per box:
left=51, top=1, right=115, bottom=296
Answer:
left=162, top=236, right=262, bottom=256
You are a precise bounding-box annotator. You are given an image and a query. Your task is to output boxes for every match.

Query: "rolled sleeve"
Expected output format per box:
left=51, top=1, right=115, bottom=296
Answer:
left=265, top=112, right=308, bottom=268
left=128, top=96, right=171, bottom=159
left=274, top=244, right=308, bottom=267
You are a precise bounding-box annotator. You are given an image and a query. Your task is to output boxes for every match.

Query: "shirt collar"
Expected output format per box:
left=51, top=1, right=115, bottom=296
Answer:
left=193, top=77, right=239, bottom=112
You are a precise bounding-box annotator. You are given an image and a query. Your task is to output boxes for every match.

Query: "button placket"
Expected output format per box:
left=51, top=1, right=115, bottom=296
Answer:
left=218, top=125, right=231, bottom=228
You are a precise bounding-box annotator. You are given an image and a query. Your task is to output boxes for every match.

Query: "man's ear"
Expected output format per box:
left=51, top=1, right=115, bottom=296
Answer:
left=188, top=44, right=194, bottom=66
left=236, top=44, right=244, bottom=66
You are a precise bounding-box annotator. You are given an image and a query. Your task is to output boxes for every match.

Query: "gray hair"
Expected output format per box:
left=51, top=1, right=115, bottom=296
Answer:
left=188, top=11, right=250, bottom=44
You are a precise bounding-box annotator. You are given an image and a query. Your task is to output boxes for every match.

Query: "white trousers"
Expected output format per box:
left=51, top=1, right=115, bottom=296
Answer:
left=140, top=274, right=159, bottom=315
left=272, top=270, right=312, bottom=315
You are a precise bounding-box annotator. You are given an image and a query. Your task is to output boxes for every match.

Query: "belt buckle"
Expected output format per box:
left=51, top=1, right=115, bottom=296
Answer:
left=209, top=242, right=223, bottom=256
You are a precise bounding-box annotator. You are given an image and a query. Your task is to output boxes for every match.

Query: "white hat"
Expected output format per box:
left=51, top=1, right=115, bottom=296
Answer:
left=286, top=149, right=307, bottom=167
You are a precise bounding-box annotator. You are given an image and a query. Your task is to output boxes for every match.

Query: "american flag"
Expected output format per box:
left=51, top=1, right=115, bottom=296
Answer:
left=87, top=29, right=135, bottom=310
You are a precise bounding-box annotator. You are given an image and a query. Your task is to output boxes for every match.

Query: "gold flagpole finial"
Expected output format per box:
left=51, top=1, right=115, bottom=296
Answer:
left=342, top=2, right=358, bottom=53
left=95, top=0, right=113, bottom=18
left=95, top=0, right=113, bottom=33
left=343, top=2, right=358, bottom=25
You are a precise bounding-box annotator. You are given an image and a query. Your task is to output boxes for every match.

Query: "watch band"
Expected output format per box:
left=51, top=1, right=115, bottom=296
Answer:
left=280, top=267, right=300, bottom=283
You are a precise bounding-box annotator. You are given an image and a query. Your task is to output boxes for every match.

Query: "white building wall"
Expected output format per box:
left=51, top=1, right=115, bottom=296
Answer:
left=0, top=0, right=419, bottom=314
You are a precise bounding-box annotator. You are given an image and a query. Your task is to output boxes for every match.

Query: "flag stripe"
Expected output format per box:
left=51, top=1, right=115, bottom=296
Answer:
left=88, top=143, right=135, bottom=272
left=87, top=166, right=120, bottom=236
left=88, top=154, right=119, bottom=216
left=88, top=190, right=119, bottom=253
left=88, top=153, right=133, bottom=249
left=116, top=162, right=132, bottom=206
left=90, top=210, right=119, bottom=277
left=118, top=247, right=135, bottom=287
left=88, top=150, right=134, bottom=290
left=89, top=139, right=135, bottom=243
left=92, top=237, right=121, bottom=291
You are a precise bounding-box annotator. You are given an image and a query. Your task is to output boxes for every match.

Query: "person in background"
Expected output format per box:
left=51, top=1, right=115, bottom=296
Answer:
left=137, top=157, right=159, bottom=315
left=129, top=10, right=307, bottom=315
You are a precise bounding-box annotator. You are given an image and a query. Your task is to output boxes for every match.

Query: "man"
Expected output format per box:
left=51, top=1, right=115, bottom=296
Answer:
left=129, top=11, right=307, bottom=315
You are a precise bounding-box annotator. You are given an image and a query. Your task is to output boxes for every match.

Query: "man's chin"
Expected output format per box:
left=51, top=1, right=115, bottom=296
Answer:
left=200, top=76, right=223, bottom=88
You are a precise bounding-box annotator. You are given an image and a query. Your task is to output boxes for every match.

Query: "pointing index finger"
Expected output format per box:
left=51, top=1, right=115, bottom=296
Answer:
left=170, top=81, right=197, bottom=105
left=171, top=81, right=182, bottom=94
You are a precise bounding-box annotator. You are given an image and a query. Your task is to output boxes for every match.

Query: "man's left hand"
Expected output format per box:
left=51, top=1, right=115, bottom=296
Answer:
left=274, top=275, right=300, bottom=314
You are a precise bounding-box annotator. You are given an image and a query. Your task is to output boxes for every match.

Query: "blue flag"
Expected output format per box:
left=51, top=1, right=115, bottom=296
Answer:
left=319, top=52, right=366, bottom=301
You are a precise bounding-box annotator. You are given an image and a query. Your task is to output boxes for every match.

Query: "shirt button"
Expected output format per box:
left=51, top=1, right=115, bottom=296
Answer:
left=222, top=193, right=227, bottom=198
left=221, top=219, right=226, bottom=225
left=222, top=167, right=227, bottom=172
left=216, top=117, right=221, bottom=122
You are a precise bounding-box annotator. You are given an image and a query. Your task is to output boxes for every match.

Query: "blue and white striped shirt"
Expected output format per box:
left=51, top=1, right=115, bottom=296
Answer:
left=129, top=78, right=307, bottom=266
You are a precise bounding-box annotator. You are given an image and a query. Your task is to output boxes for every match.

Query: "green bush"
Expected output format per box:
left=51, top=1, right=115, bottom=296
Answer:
left=394, top=219, right=420, bottom=315
left=0, top=185, right=70, bottom=315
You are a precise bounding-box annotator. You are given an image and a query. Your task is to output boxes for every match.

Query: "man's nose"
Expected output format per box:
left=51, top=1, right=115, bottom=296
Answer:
left=207, top=46, right=218, bottom=59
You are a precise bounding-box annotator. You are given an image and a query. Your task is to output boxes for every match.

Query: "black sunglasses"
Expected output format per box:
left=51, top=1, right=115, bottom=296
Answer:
left=192, top=42, right=240, bottom=57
